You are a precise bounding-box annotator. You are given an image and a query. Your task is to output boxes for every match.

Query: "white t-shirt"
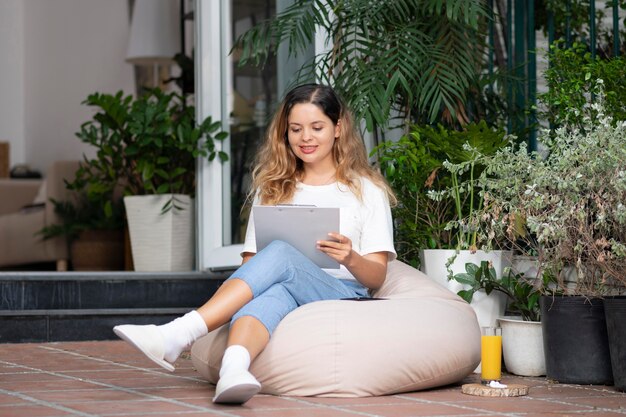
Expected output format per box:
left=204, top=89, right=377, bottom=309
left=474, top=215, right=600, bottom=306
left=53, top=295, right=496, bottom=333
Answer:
left=242, top=177, right=396, bottom=281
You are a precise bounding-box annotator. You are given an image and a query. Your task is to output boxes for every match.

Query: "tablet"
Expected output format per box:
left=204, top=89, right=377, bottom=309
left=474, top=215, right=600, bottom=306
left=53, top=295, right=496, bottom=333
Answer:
left=253, top=205, right=340, bottom=269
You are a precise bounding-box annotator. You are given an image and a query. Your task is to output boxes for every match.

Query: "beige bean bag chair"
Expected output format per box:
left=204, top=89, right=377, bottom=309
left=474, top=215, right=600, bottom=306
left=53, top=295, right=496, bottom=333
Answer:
left=190, top=260, right=480, bottom=397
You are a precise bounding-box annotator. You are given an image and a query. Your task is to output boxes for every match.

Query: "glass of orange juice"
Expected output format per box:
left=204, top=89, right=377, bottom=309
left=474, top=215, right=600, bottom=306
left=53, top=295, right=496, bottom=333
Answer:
left=481, top=327, right=502, bottom=384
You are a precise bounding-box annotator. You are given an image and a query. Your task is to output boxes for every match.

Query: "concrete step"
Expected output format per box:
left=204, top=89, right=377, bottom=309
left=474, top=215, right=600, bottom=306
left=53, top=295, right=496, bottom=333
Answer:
left=0, top=308, right=191, bottom=343
left=0, top=271, right=226, bottom=343
left=0, top=271, right=224, bottom=310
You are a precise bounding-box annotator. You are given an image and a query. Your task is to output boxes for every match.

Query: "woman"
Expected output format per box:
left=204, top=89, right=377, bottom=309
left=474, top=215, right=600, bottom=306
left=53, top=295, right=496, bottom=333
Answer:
left=114, top=84, right=396, bottom=404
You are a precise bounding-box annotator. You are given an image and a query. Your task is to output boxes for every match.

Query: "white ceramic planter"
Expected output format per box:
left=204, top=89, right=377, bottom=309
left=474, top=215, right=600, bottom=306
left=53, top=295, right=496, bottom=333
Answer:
left=420, top=249, right=511, bottom=328
left=511, top=255, right=539, bottom=277
left=498, top=317, right=546, bottom=377
left=124, top=194, right=195, bottom=272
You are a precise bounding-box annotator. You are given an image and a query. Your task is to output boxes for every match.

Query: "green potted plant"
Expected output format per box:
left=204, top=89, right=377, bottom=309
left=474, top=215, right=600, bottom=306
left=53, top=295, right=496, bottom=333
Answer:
left=451, top=261, right=548, bottom=376
left=77, top=89, right=228, bottom=272
left=538, top=48, right=626, bottom=389
left=40, top=190, right=125, bottom=271
left=37, top=152, right=126, bottom=271
left=373, top=121, right=509, bottom=262
left=461, top=83, right=625, bottom=386
left=373, top=121, right=513, bottom=331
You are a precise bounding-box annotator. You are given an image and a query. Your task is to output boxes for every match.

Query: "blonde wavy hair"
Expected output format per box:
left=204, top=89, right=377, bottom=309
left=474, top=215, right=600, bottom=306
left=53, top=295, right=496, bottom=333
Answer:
left=249, top=84, right=396, bottom=206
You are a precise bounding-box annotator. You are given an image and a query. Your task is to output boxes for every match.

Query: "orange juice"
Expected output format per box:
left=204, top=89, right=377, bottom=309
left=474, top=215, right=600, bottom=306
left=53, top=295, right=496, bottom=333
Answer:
left=481, top=333, right=502, bottom=382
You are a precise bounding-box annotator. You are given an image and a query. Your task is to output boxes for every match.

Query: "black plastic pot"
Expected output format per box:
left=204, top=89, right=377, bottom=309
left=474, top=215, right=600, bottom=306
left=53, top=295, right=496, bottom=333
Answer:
left=540, top=295, right=613, bottom=385
left=604, top=296, right=626, bottom=391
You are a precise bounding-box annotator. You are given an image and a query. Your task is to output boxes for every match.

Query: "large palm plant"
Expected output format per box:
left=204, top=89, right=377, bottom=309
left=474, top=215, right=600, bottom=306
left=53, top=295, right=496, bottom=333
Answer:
left=234, top=0, right=488, bottom=132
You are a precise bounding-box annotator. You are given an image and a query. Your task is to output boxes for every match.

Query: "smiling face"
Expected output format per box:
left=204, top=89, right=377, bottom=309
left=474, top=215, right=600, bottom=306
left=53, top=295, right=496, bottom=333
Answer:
left=286, top=102, right=340, bottom=174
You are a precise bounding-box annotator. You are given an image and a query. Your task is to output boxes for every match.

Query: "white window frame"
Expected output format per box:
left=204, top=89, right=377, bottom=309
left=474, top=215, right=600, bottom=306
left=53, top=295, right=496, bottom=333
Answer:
left=195, top=0, right=237, bottom=272
left=195, top=0, right=331, bottom=272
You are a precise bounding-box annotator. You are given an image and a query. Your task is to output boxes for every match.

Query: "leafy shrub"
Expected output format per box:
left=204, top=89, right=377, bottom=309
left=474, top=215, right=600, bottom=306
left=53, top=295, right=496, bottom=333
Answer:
left=372, top=121, right=508, bottom=267
left=465, top=89, right=626, bottom=296
left=540, top=42, right=626, bottom=128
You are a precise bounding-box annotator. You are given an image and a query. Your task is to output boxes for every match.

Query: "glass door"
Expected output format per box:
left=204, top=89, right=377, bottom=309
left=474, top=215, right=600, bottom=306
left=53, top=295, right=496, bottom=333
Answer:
left=229, top=0, right=278, bottom=244
left=195, top=0, right=278, bottom=272
left=196, top=0, right=319, bottom=272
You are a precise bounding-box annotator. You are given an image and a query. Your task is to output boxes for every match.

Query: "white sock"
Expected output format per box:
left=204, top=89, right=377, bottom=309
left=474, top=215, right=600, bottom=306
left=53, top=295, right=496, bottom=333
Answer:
left=219, top=345, right=251, bottom=378
left=157, top=310, right=208, bottom=363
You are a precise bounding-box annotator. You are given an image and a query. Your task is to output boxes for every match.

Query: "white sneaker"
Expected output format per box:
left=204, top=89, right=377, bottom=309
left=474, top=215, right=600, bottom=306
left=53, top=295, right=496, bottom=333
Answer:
left=213, top=370, right=261, bottom=404
left=113, top=324, right=175, bottom=372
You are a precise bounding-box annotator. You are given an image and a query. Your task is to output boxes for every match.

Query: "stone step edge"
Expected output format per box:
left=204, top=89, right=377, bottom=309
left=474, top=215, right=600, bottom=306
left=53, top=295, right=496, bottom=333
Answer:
left=0, top=307, right=194, bottom=317
left=0, top=271, right=225, bottom=282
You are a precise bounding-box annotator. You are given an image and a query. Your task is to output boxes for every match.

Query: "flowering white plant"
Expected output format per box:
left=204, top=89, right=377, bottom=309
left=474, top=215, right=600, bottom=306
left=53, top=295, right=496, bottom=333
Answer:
left=466, top=89, right=626, bottom=295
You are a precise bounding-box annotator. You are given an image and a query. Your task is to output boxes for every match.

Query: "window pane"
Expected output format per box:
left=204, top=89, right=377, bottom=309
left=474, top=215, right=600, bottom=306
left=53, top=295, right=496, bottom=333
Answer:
left=229, top=0, right=277, bottom=243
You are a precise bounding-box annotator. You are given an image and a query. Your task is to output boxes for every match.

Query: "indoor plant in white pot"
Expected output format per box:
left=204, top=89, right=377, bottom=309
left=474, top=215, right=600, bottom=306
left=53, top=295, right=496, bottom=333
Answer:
left=422, top=140, right=513, bottom=329
left=79, top=89, right=228, bottom=271
left=374, top=122, right=512, bottom=328
left=452, top=261, right=547, bottom=376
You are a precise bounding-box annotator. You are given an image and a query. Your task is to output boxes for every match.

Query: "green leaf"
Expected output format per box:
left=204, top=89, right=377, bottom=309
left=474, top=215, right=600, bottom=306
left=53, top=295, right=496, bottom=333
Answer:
left=453, top=273, right=476, bottom=286
left=465, top=262, right=479, bottom=275
left=156, top=183, right=171, bottom=194
left=155, top=169, right=170, bottom=180
left=141, top=163, right=154, bottom=181
left=457, top=289, right=473, bottom=303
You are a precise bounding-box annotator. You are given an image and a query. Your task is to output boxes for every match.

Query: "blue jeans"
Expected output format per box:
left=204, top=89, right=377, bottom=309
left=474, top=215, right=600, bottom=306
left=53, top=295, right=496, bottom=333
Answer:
left=229, top=240, right=369, bottom=335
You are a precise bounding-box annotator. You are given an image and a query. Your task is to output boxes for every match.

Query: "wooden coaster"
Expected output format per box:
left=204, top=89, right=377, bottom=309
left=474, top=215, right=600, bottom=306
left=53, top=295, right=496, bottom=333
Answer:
left=461, top=383, right=529, bottom=397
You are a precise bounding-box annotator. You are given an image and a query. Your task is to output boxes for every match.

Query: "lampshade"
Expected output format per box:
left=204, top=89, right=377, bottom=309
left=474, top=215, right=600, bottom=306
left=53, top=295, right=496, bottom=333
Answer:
left=126, top=0, right=180, bottom=64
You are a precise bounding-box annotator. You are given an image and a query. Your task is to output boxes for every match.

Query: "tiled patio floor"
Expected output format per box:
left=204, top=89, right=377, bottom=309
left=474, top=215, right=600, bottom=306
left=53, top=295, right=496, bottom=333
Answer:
left=0, top=341, right=624, bottom=417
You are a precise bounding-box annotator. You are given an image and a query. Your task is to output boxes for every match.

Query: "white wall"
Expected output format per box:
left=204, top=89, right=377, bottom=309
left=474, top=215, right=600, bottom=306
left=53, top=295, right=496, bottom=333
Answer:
left=15, top=0, right=134, bottom=175
left=0, top=1, right=25, bottom=169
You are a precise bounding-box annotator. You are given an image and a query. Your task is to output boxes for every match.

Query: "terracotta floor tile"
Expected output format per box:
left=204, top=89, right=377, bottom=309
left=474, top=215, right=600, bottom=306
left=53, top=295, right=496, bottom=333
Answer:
left=135, top=386, right=214, bottom=400
left=343, top=402, right=472, bottom=417
left=531, top=384, right=623, bottom=399
left=229, top=395, right=301, bottom=409
left=0, top=372, right=65, bottom=383
left=0, top=403, right=73, bottom=417
left=114, top=414, right=230, bottom=417
left=0, top=393, right=28, bottom=406
left=403, top=389, right=478, bottom=402
left=59, top=370, right=162, bottom=381
left=0, top=364, right=25, bottom=373
left=28, top=388, right=147, bottom=403
left=185, top=394, right=308, bottom=410
left=0, top=379, right=102, bottom=392
left=235, top=407, right=370, bottom=417
left=521, top=412, right=624, bottom=417
left=26, top=360, right=139, bottom=373
left=460, top=396, right=589, bottom=414
left=302, top=395, right=418, bottom=406
left=1, top=341, right=626, bottom=417
left=567, top=395, right=626, bottom=410
left=93, top=375, right=200, bottom=390
left=62, top=399, right=202, bottom=415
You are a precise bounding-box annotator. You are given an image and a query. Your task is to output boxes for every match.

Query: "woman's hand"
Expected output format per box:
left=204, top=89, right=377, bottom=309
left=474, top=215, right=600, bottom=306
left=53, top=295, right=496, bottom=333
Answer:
left=317, top=232, right=354, bottom=266
left=317, top=232, right=388, bottom=290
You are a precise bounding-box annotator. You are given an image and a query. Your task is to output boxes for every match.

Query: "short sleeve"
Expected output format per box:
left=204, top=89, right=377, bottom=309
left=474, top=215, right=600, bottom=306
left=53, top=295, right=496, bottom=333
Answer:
left=359, top=181, right=397, bottom=261
left=241, top=195, right=260, bottom=256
